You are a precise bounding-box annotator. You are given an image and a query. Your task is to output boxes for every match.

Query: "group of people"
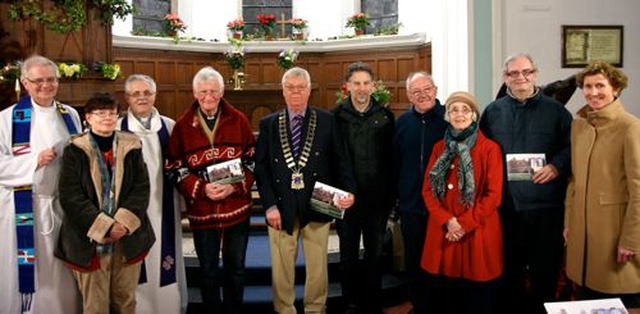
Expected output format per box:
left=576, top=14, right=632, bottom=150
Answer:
left=0, top=53, right=638, bottom=314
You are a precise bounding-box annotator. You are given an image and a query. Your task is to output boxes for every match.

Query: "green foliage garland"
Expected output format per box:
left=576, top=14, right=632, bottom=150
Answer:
left=8, top=0, right=134, bottom=34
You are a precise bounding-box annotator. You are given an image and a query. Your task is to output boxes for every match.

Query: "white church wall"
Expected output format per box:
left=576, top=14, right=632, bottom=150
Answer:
left=497, top=0, right=640, bottom=116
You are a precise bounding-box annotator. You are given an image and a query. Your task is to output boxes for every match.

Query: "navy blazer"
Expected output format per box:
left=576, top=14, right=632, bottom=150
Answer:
left=255, top=106, right=356, bottom=234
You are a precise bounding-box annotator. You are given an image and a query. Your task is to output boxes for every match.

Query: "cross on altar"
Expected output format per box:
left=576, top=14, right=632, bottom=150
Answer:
left=277, top=13, right=288, bottom=38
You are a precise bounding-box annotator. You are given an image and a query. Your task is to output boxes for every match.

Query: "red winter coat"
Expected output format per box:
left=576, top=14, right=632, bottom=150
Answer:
left=421, top=130, right=504, bottom=282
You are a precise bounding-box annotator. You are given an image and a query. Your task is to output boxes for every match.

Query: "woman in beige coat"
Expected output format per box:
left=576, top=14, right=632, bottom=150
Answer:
left=564, top=61, right=640, bottom=307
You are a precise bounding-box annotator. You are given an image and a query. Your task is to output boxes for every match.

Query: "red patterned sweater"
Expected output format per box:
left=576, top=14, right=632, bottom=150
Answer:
left=166, top=99, right=256, bottom=230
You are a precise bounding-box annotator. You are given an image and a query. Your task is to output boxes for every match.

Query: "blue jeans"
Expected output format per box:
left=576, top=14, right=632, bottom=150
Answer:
left=192, top=218, right=250, bottom=314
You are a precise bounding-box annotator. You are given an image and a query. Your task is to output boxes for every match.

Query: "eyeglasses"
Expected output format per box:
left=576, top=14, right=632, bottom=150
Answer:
left=505, top=69, right=537, bottom=78
left=25, top=77, right=58, bottom=86
left=448, top=108, right=473, bottom=116
left=127, top=90, right=155, bottom=99
left=90, top=110, right=119, bottom=118
left=283, top=84, right=308, bottom=92
left=196, top=90, right=222, bottom=98
left=409, top=86, right=435, bottom=97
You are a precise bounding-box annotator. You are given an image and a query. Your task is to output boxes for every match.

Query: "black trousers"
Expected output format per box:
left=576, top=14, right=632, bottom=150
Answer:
left=399, top=211, right=429, bottom=314
left=495, top=207, right=565, bottom=314
left=337, top=205, right=389, bottom=313
left=192, top=218, right=250, bottom=314
left=425, top=274, right=496, bottom=314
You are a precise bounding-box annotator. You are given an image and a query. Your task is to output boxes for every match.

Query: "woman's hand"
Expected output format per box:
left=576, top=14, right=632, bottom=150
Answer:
left=445, top=217, right=465, bottom=241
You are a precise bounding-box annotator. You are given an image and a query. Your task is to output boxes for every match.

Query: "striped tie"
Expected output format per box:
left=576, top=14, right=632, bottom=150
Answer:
left=291, top=115, right=303, bottom=157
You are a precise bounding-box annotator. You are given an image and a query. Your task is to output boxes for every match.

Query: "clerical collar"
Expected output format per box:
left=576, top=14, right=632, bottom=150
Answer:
left=134, top=110, right=154, bottom=129
left=199, top=107, right=218, bottom=120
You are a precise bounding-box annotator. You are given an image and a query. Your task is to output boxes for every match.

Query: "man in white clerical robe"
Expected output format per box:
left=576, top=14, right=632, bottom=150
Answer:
left=117, top=74, right=188, bottom=314
left=0, top=56, right=82, bottom=313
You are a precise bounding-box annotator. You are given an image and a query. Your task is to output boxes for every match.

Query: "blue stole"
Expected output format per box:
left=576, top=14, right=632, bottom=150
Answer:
left=12, top=96, right=78, bottom=311
left=121, top=115, right=177, bottom=287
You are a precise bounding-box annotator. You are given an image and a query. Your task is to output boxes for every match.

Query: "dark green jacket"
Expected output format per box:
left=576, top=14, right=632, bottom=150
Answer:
left=55, top=131, right=154, bottom=268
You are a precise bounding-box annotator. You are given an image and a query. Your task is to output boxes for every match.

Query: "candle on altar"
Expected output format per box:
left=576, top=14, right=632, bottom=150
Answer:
left=15, top=78, right=20, bottom=100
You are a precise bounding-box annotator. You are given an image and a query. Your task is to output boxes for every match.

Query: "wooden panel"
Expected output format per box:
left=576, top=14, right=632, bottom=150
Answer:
left=108, top=44, right=432, bottom=130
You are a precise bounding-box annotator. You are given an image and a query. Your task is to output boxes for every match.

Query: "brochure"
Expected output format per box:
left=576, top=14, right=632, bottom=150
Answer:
left=310, top=181, right=348, bottom=220
left=506, top=153, right=546, bottom=181
left=206, top=158, right=245, bottom=184
left=544, top=297, right=627, bottom=314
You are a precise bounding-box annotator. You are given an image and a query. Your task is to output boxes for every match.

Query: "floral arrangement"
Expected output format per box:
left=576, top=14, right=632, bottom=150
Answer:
left=345, top=12, right=370, bottom=31
left=225, top=45, right=245, bottom=70
left=289, top=18, right=308, bottom=30
left=58, top=62, right=87, bottom=79
left=335, top=80, right=392, bottom=105
left=96, top=62, right=122, bottom=80
left=227, top=18, right=245, bottom=32
left=0, top=62, right=21, bottom=84
left=277, top=49, right=299, bottom=70
left=256, top=14, right=277, bottom=28
left=164, top=13, right=187, bottom=36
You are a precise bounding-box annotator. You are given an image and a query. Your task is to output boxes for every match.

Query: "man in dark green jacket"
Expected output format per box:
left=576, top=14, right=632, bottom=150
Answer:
left=332, top=61, right=395, bottom=314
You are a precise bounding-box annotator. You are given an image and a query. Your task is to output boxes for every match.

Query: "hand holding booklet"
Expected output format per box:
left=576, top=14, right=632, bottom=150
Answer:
left=206, top=158, right=245, bottom=184
left=310, top=181, right=349, bottom=220
left=506, top=153, right=546, bottom=181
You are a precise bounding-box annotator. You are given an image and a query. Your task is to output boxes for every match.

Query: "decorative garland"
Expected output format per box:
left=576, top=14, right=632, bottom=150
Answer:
left=8, top=0, right=134, bottom=34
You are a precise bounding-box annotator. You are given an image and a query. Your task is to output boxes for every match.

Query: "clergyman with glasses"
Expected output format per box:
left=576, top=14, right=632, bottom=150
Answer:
left=393, top=71, right=448, bottom=313
left=117, top=74, right=187, bottom=313
left=165, top=66, right=256, bottom=314
left=0, top=55, right=82, bottom=313
left=254, top=67, right=356, bottom=314
left=479, top=53, right=573, bottom=314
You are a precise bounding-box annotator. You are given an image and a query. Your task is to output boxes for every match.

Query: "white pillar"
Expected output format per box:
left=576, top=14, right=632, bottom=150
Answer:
left=186, top=0, right=241, bottom=41
left=425, top=0, right=470, bottom=100
left=292, top=0, right=359, bottom=39
left=111, top=0, right=133, bottom=36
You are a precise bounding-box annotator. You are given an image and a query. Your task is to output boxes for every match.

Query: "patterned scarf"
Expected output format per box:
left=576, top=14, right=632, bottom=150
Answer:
left=88, top=132, right=118, bottom=257
left=11, top=96, right=78, bottom=311
left=429, top=122, right=478, bottom=207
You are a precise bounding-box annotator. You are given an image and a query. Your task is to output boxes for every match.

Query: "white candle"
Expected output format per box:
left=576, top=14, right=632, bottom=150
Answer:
left=15, top=78, right=20, bottom=98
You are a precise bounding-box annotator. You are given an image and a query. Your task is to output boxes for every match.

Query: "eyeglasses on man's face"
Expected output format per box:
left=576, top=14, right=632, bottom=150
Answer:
left=24, top=77, right=58, bottom=86
left=283, top=84, right=309, bottom=92
left=409, top=86, right=435, bottom=97
left=127, top=90, right=155, bottom=99
left=505, top=69, right=537, bottom=79
left=90, top=110, right=119, bottom=118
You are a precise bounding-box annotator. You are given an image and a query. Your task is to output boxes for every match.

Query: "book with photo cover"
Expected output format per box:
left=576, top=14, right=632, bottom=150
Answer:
left=206, top=158, right=245, bottom=184
left=310, top=181, right=348, bottom=220
left=506, top=153, right=546, bottom=181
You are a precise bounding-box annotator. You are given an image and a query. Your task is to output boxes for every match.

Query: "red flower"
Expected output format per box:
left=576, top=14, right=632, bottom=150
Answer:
left=227, top=18, right=245, bottom=31
left=256, top=14, right=277, bottom=27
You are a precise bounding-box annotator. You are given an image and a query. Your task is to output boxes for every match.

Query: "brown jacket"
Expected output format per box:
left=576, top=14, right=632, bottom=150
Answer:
left=565, top=99, right=640, bottom=293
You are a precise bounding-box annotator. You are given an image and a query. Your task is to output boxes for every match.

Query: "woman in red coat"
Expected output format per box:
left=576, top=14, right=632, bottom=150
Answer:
left=421, top=91, right=504, bottom=314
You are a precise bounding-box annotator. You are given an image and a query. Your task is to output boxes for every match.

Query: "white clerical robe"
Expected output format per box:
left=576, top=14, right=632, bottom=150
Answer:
left=0, top=101, right=82, bottom=314
left=117, top=108, right=188, bottom=314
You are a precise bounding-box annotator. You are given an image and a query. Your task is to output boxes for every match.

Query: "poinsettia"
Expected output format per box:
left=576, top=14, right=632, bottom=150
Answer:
left=226, top=18, right=245, bottom=31
left=256, top=14, right=277, bottom=27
